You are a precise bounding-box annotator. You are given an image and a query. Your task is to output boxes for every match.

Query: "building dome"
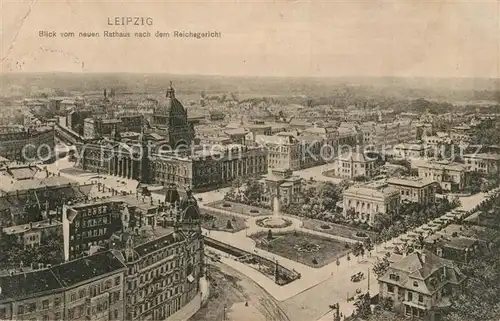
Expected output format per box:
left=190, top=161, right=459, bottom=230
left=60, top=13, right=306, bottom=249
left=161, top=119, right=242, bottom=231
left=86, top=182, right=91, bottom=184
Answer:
left=183, top=204, right=200, bottom=221
left=164, top=185, right=180, bottom=204
left=157, top=82, right=186, bottom=117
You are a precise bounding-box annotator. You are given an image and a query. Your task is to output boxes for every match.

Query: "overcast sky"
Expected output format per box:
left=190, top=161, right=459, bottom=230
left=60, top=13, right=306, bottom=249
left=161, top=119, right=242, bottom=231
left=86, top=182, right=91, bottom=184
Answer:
left=1, top=0, right=499, bottom=78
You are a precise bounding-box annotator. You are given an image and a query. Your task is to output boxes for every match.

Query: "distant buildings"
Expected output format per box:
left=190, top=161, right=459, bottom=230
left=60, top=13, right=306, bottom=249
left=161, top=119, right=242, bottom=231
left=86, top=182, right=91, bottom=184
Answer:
left=76, top=85, right=267, bottom=192
left=342, top=182, right=401, bottom=225
left=378, top=250, right=465, bottom=321
left=2, top=218, right=62, bottom=249
left=417, top=160, right=468, bottom=192
left=359, top=120, right=418, bottom=149
left=386, top=177, right=436, bottom=205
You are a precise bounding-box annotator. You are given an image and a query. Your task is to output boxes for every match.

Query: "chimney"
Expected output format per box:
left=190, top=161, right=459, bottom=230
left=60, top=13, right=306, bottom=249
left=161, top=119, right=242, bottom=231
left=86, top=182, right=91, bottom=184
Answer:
left=49, top=217, right=52, bottom=225
left=421, top=251, right=426, bottom=263
left=29, top=222, right=32, bottom=229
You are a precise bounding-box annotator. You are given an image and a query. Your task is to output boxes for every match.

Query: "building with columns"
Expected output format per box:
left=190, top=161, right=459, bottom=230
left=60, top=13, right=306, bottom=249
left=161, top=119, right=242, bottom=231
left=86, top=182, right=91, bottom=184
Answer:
left=342, top=181, right=401, bottom=225
left=75, top=84, right=267, bottom=192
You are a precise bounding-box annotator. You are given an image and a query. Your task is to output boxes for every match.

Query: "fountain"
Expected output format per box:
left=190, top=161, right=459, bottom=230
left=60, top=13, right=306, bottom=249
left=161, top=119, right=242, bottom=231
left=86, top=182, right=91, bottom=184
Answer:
left=259, top=195, right=288, bottom=228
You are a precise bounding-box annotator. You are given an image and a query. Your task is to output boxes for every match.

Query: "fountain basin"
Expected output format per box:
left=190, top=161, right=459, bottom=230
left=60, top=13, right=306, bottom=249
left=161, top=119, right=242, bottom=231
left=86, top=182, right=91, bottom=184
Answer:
left=256, top=216, right=292, bottom=229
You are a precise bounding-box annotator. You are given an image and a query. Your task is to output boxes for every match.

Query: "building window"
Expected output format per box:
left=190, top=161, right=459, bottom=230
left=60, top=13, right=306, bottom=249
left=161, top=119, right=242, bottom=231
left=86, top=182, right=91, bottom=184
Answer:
left=42, top=300, right=49, bottom=309
left=54, top=297, right=61, bottom=307
left=10, top=304, right=20, bottom=316
left=413, top=281, right=418, bottom=287
left=408, top=292, right=413, bottom=301
left=418, top=294, right=424, bottom=303
left=43, top=315, right=49, bottom=321
left=55, top=312, right=61, bottom=320
left=387, top=284, right=394, bottom=293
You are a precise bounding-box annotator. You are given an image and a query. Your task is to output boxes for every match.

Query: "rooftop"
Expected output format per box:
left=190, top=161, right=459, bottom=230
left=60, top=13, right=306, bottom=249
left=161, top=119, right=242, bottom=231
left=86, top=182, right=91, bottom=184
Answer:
left=0, top=174, right=76, bottom=193
left=0, top=269, right=63, bottom=301
left=386, top=177, right=436, bottom=188
left=344, top=182, right=399, bottom=198
left=3, top=219, right=62, bottom=235
left=51, top=251, right=126, bottom=287
left=463, top=153, right=500, bottom=161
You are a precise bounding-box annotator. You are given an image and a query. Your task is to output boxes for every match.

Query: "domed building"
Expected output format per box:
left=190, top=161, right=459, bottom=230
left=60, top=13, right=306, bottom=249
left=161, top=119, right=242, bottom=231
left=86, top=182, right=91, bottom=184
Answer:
left=152, top=82, right=195, bottom=149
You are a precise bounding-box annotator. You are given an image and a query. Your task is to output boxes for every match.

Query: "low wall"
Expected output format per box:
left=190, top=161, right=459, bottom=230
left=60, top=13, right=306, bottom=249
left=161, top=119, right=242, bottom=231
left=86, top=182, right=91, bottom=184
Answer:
left=204, top=236, right=300, bottom=286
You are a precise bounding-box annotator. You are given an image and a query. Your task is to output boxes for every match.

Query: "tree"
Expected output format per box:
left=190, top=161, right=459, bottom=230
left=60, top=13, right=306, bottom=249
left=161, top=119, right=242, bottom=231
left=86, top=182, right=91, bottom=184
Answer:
left=244, top=179, right=265, bottom=204
left=318, top=182, right=341, bottom=212
left=352, top=242, right=364, bottom=262
left=364, top=238, right=374, bottom=256
left=226, top=220, right=233, bottom=229
left=378, top=297, right=394, bottom=312
left=354, top=292, right=372, bottom=319
left=372, top=256, right=390, bottom=278
left=267, top=229, right=273, bottom=240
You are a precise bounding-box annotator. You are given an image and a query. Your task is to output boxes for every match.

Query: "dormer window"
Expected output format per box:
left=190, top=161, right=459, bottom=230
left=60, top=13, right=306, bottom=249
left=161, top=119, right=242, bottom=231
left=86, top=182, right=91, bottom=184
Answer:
left=389, top=274, right=399, bottom=281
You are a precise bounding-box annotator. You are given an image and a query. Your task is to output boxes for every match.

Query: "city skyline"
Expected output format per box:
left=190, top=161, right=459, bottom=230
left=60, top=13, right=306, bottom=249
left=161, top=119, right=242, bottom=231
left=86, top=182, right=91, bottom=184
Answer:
left=1, top=0, right=499, bottom=78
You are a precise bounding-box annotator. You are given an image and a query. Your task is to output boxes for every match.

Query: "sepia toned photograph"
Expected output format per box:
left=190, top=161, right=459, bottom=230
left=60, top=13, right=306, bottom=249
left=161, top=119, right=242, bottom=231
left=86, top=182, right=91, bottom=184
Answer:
left=0, top=1, right=499, bottom=321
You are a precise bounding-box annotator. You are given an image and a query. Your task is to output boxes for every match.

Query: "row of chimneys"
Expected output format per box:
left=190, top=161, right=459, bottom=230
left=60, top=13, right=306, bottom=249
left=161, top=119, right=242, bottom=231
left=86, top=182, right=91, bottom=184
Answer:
left=9, top=262, right=52, bottom=276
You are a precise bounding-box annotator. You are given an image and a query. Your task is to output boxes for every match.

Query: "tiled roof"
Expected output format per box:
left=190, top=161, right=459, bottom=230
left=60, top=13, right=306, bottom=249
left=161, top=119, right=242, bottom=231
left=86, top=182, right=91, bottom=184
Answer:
left=51, top=251, right=126, bottom=287
left=0, top=269, right=63, bottom=301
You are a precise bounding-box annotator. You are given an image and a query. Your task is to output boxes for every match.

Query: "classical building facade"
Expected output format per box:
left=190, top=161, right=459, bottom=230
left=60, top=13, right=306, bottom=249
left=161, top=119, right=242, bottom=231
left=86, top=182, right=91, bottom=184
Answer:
left=76, top=85, right=267, bottom=192
left=386, top=177, right=436, bottom=205
left=342, top=182, right=401, bottom=225
left=378, top=250, right=465, bottom=321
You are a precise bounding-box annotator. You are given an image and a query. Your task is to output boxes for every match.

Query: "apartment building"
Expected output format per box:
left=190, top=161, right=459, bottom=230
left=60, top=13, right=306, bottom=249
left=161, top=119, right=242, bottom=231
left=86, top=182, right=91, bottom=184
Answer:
left=378, top=250, right=465, bottom=321
left=51, top=251, right=127, bottom=321
left=255, top=134, right=301, bottom=170
left=0, top=251, right=126, bottom=321
left=359, top=120, right=418, bottom=149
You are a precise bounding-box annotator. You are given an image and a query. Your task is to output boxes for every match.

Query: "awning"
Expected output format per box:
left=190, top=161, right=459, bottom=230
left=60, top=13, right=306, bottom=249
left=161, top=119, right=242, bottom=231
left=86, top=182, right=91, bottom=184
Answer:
left=187, top=274, right=194, bottom=283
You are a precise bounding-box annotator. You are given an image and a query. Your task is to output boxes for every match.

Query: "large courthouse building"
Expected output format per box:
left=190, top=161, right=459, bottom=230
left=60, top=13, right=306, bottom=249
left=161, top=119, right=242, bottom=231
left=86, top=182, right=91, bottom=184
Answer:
left=75, top=84, right=267, bottom=191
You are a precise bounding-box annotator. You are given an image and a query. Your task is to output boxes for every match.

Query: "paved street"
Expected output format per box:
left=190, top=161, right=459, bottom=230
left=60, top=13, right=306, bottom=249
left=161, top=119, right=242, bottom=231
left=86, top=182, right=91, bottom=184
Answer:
left=293, top=163, right=343, bottom=183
